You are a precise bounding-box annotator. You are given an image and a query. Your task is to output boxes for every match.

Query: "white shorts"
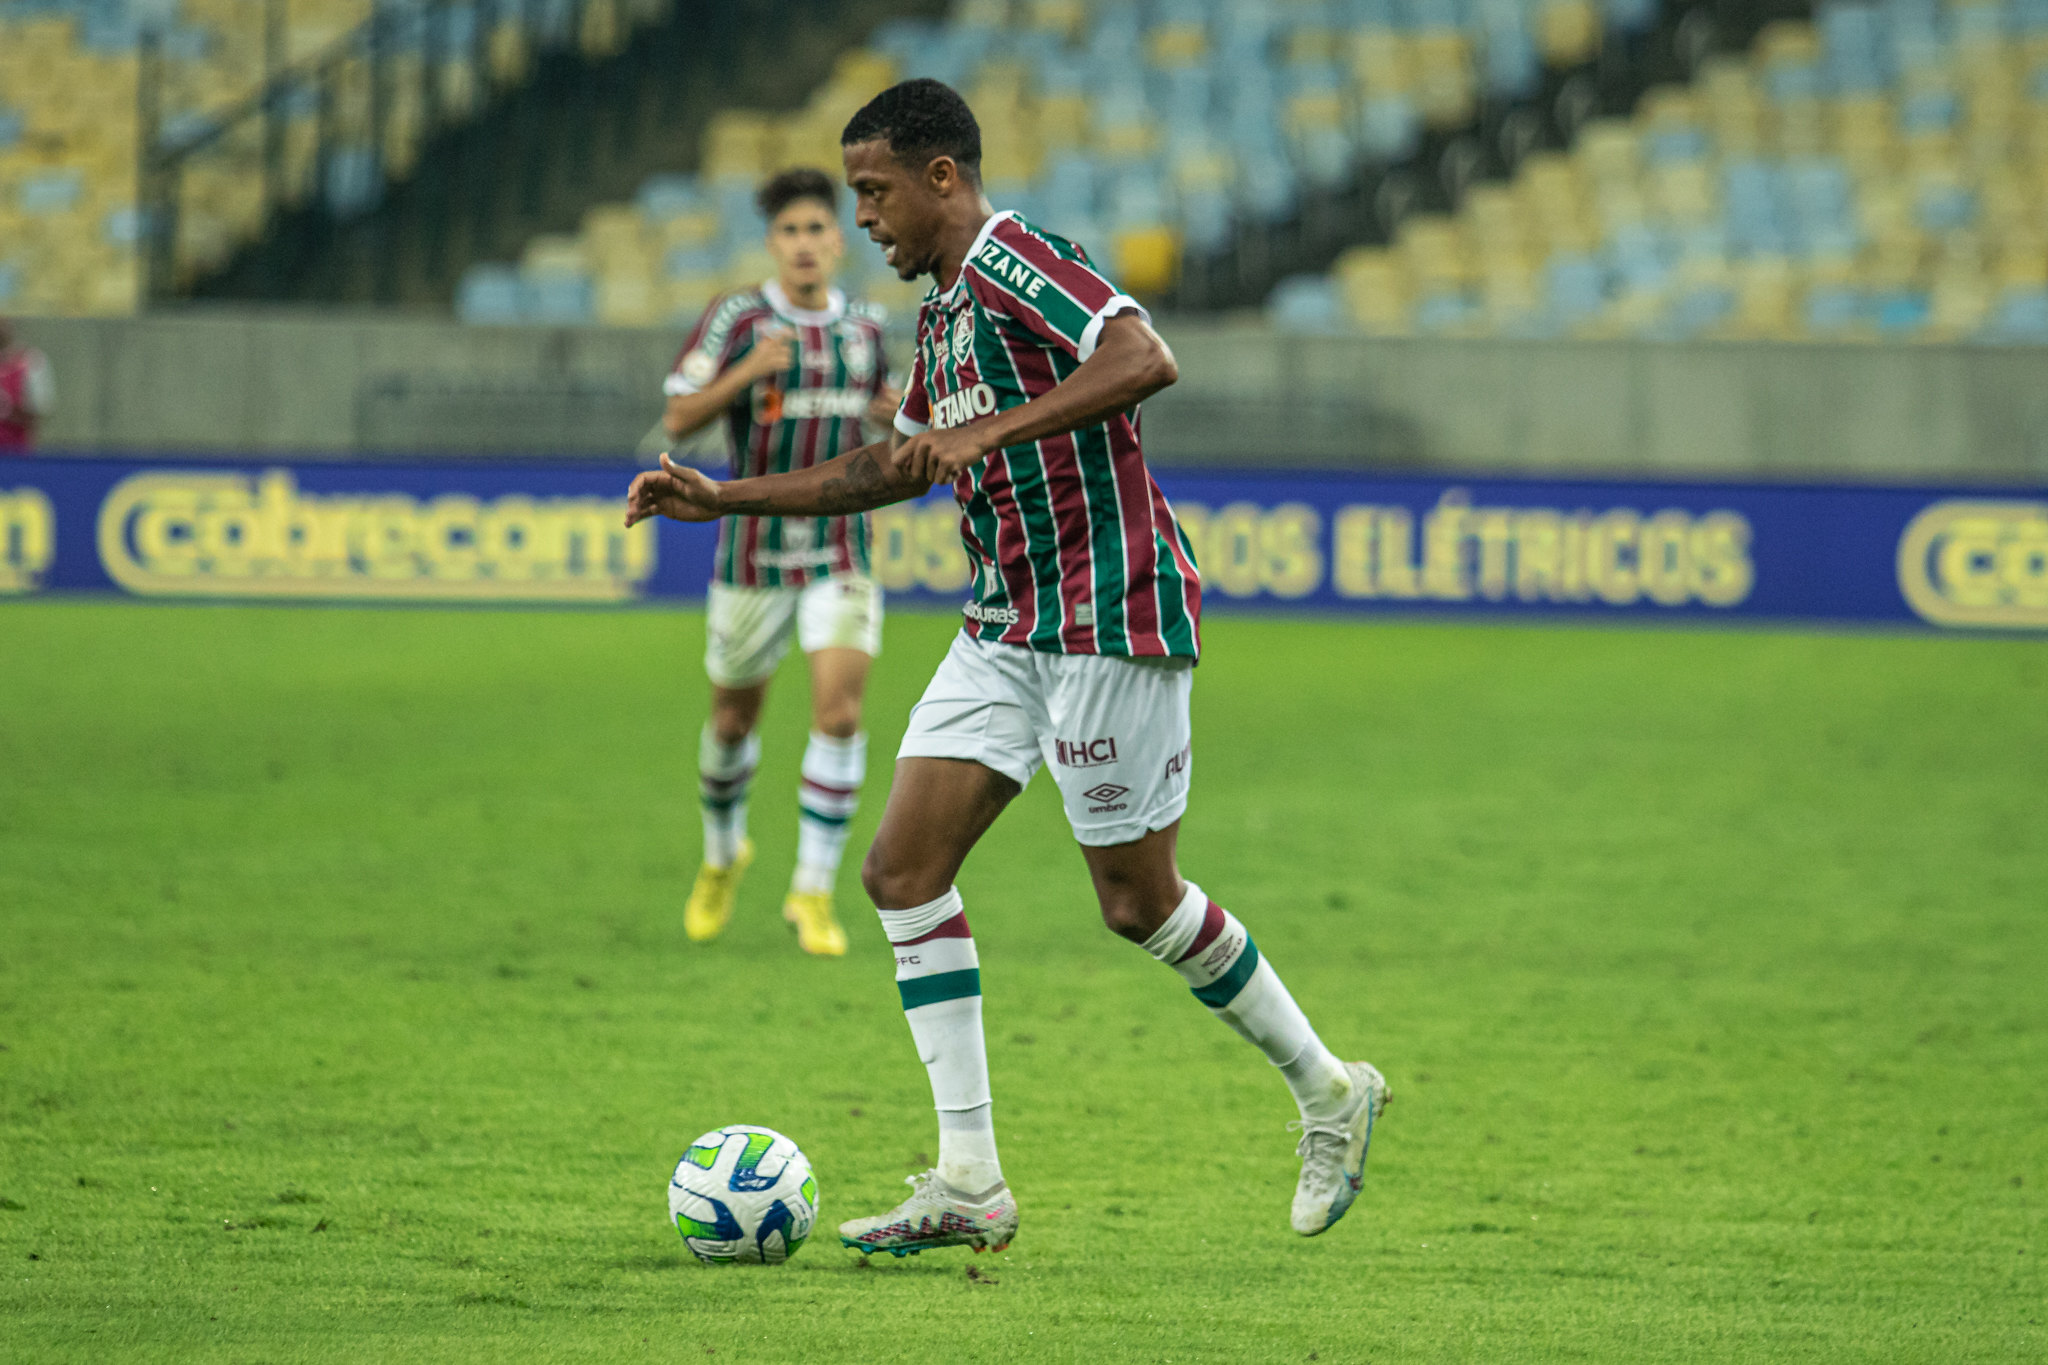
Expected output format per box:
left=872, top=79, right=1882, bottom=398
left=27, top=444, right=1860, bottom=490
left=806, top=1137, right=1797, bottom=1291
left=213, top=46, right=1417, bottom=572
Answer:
left=899, top=632, right=1194, bottom=847
left=704, top=574, right=883, bottom=687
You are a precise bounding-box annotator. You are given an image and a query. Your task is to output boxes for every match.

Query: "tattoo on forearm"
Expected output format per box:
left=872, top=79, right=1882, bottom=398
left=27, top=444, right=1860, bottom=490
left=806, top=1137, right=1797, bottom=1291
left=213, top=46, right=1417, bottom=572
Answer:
left=715, top=446, right=904, bottom=518
left=814, top=448, right=894, bottom=514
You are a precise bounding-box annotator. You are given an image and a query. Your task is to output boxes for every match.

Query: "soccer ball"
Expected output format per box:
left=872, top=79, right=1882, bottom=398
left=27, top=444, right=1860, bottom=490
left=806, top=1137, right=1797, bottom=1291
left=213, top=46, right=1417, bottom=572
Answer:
left=668, top=1125, right=818, bottom=1264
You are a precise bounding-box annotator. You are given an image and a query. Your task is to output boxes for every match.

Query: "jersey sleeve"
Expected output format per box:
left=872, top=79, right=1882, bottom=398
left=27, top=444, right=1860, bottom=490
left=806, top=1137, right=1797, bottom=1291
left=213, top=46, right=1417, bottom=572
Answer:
left=662, top=294, right=754, bottom=397
left=894, top=334, right=932, bottom=437
left=967, top=222, right=1149, bottom=361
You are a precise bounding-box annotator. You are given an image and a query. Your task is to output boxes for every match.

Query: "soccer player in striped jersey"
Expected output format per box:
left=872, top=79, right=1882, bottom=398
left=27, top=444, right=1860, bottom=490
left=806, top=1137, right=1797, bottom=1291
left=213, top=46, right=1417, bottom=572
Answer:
left=628, top=81, right=1387, bottom=1250
left=659, top=167, right=900, bottom=957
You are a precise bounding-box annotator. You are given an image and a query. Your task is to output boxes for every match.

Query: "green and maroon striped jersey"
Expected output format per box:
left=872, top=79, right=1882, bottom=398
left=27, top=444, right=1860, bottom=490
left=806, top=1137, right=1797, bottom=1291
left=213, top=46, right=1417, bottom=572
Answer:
left=666, top=280, right=889, bottom=588
left=894, top=212, right=1202, bottom=659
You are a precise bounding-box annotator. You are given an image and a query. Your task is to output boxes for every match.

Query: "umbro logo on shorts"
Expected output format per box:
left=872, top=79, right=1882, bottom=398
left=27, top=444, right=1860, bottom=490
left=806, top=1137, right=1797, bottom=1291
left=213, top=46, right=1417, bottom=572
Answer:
left=1055, top=738, right=1118, bottom=767
left=1083, top=783, right=1130, bottom=813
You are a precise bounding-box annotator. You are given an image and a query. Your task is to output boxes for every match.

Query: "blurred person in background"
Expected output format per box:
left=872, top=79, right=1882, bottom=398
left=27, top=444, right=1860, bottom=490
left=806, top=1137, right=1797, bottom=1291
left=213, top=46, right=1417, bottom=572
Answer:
left=0, top=317, right=54, bottom=454
left=657, top=167, right=901, bottom=957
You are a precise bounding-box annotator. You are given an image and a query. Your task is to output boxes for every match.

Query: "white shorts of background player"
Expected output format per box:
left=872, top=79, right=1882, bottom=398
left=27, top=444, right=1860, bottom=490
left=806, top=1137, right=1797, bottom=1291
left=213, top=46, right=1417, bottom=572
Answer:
left=704, top=574, right=884, bottom=688
left=898, top=632, right=1193, bottom=847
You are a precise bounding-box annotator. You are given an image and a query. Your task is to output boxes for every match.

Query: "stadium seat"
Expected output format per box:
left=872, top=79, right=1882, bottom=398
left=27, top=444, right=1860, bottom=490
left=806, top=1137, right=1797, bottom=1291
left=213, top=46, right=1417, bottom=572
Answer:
left=1282, top=0, right=2048, bottom=341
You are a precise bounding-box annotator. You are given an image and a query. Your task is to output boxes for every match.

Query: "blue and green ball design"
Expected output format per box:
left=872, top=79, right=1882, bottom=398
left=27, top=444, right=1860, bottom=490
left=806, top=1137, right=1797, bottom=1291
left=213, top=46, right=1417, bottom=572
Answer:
left=668, top=1125, right=818, bottom=1265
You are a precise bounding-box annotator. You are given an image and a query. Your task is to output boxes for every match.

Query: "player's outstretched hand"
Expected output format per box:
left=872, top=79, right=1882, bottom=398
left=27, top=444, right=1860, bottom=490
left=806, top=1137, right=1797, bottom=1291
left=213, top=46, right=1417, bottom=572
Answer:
left=893, top=426, right=988, bottom=485
left=625, top=452, right=724, bottom=526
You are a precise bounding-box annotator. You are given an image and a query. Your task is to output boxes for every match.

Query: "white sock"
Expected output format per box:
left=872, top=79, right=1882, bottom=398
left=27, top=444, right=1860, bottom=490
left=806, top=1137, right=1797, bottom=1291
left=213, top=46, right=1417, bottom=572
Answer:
left=1142, top=881, right=1353, bottom=1122
left=793, top=731, right=865, bottom=895
left=698, top=723, right=758, bottom=869
left=876, top=887, right=1004, bottom=1196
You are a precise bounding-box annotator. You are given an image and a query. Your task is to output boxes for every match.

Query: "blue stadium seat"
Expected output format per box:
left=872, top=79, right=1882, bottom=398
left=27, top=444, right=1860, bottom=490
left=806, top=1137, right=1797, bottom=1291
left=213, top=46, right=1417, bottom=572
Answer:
left=521, top=271, right=593, bottom=325
left=1546, top=253, right=1607, bottom=324
left=1982, top=288, right=2048, bottom=342
left=324, top=146, right=382, bottom=218
left=456, top=265, right=524, bottom=324
left=1805, top=283, right=1864, bottom=333
left=1267, top=273, right=1349, bottom=332
left=1871, top=289, right=1931, bottom=334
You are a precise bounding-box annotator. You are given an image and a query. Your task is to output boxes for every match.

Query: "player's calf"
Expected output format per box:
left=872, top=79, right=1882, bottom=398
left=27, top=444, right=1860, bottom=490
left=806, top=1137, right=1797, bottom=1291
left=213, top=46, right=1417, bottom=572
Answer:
left=1135, top=880, right=1389, bottom=1233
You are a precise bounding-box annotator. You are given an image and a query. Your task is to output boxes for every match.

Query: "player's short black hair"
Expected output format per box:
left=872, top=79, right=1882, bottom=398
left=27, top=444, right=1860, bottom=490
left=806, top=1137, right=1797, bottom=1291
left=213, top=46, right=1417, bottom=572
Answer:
left=757, top=167, right=838, bottom=221
left=840, top=78, right=982, bottom=183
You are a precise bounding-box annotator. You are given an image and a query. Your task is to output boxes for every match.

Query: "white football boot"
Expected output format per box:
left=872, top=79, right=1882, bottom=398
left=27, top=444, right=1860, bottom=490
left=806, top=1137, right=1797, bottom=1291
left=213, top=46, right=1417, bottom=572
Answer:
left=1289, top=1060, right=1391, bottom=1236
left=838, top=1171, right=1018, bottom=1257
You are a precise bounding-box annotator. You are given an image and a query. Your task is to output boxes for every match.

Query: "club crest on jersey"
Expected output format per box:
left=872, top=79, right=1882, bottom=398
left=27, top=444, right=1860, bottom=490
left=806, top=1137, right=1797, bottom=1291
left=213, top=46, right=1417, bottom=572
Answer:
left=679, top=349, right=717, bottom=388
left=930, top=383, right=998, bottom=431
left=950, top=310, right=975, bottom=365
left=840, top=326, right=875, bottom=383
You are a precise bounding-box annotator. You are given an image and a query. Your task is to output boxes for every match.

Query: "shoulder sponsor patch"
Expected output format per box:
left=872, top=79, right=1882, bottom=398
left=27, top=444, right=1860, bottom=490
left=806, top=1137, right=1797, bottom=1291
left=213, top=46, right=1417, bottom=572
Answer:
left=973, top=239, right=1053, bottom=303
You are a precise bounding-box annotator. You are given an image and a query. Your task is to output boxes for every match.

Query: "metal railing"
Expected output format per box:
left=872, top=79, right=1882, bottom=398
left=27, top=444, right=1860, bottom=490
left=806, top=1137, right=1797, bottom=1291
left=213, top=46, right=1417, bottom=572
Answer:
left=137, top=0, right=670, bottom=303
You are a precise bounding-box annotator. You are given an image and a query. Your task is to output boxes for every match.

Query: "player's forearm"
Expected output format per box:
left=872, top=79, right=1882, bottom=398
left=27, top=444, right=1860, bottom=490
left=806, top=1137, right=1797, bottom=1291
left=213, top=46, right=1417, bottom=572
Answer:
left=968, top=316, right=1177, bottom=454
left=662, top=369, right=752, bottom=439
left=717, top=443, right=930, bottom=517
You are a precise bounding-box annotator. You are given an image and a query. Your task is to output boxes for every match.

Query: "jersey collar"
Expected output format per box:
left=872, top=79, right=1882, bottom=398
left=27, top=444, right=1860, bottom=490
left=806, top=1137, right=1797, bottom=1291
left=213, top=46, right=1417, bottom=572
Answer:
left=935, top=210, right=1018, bottom=306
left=762, top=279, right=846, bottom=326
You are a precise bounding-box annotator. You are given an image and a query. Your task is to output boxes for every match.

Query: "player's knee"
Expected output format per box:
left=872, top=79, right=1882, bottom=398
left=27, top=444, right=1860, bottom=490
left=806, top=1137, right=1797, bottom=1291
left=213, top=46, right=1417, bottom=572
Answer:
left=813, top=704, right=861, bottom=739
left=860, top=841, right=943, bottom=911
left=1097, top=887, right=1166, bottom=944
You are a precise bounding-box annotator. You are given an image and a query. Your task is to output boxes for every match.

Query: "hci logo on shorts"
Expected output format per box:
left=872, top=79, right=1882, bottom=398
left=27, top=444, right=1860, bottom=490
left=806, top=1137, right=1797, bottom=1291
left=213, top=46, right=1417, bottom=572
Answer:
left=1055, top=737, right=1118, bottom=767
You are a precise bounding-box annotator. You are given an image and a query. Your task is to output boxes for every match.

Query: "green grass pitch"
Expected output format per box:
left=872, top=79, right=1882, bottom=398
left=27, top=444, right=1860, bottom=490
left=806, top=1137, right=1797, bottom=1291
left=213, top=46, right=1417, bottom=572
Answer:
left=1, top=600, right=2043, bottom=1363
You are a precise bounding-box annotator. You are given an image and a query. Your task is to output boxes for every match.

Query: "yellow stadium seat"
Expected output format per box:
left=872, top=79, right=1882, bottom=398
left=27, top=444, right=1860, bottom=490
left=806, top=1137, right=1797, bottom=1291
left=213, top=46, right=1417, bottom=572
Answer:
left=1756, top=21, right=1821, bottom=69
left=1647, top=161, right=1717, bottom=226
left=1094, top=113, right=1160, bottom=162
left=703, top=112, right=780, bottom=183
left=1147, top=22, right=1208, bottom=68
left=1928, top=261, right=1993, bottom=338
left=655, top=209, right=720, bottom=251
left=1722, top=257, right=1799, bottom=340
left=665, top=276, right=722, bottom=321
left=521, top=235, right=587, bottom=276
left=1396, top=214, right=1470, bottom=292
left=1412, top=33, right=1475, bottom=130
left=580, top=0, right=626, bottom=59
left=1111, top=226, right=1179, bottom=295
left=1463, top=183, right=1529, bottom=254
left=1334, top=246, right=1412, bottom=335
left=1773, top=96, right=1827, bottom=156
left=1575, top=120, right=1641, bottom=188
left=1023, top=0, right=1086, bottom=40
left=1828, top=95, right=1896, bottom=172
left=1349, top=30, right=1415, bottom=94
left=831, top=49, right=896, bottom=96
left=596, top=272, right=660, bottom=328
left=1285, top=23, right=1340, bottom=66
left=723, top=248, right=775, bottom=290
left=1036, top=92, right=1092, bottom=149
left=1478, top=253, right=1542, bottom=327
left=1993, top=235, right=2048, bottom=287
left=1538, top=0, right=1600, bottom=67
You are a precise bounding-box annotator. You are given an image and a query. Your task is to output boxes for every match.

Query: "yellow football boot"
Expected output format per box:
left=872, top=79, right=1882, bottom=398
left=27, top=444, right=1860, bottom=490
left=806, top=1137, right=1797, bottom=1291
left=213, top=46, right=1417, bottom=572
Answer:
left=683, top=839, right=753, bottom=942
left=782, top=889, right=848, bottom=956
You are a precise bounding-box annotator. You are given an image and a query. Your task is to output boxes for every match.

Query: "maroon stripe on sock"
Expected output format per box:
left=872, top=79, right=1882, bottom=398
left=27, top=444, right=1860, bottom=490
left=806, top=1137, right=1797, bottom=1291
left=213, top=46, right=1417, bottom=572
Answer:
left=897, top=912, right=972, bottom=946
left=1174, top=901, right=1228, bottom=965
left=801, top=776, right=859, bottom=798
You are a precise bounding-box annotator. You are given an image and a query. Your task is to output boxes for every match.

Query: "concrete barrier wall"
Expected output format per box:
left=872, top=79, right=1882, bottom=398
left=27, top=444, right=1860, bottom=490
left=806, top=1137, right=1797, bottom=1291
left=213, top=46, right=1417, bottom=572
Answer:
left=18, top=309, right=2048, bottom=479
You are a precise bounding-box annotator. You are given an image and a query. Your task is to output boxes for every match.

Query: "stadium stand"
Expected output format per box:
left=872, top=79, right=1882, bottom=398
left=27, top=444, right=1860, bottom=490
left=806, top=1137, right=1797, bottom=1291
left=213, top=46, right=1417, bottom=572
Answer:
left=1293, top=0, right=2048, bottom=340
left=453, top=0, right=1665, bottom=326
left=0, top=0, right=671, bottom=316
